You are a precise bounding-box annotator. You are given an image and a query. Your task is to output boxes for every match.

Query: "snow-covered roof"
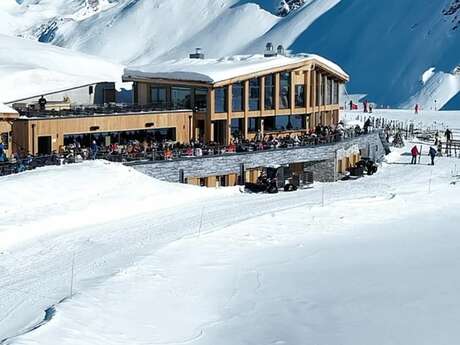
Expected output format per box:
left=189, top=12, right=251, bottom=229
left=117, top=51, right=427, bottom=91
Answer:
left=0, top=101, right=18, bottom=115
left=124, top=54, right=349, bottom=84
left=0, top=34, right=125, bottom=103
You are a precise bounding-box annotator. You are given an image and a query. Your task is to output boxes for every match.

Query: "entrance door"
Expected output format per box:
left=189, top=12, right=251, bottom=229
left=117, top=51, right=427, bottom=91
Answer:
left=37, top=136, right=52, bottom=155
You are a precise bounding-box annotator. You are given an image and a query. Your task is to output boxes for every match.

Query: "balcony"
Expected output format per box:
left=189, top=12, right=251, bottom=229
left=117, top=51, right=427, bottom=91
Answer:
left=15, top=102, right=193, bottom=119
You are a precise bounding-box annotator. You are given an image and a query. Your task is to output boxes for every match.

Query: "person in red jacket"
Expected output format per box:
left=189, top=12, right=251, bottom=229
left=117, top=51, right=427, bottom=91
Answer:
left=411, top=145, right=419, bottom=164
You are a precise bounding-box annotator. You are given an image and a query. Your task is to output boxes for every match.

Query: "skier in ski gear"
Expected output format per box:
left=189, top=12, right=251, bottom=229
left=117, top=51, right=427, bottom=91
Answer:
left=415, top=104, right=419, bottom=114
left=411, top=145, right=419, bottom=164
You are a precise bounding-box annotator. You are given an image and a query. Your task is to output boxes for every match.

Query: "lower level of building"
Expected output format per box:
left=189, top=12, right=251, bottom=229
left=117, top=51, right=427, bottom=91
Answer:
left=3, top=108, right=339, bottom=156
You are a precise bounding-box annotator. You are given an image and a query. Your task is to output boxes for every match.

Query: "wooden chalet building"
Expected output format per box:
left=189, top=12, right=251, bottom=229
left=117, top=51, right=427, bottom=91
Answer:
left=123, top=46, right=349, bottom=146
left=2, top=46, right=348, bottom=157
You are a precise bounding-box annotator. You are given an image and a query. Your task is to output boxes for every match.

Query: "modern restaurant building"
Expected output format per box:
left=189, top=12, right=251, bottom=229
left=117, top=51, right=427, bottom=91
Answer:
left=123, top=46, right=349, bottom=146
left=2, top=46, right=349, bottom=158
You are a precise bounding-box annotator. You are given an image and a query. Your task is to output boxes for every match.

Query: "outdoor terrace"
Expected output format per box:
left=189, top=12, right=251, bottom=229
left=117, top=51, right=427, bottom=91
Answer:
left=14, top=102, right=191, bottom=119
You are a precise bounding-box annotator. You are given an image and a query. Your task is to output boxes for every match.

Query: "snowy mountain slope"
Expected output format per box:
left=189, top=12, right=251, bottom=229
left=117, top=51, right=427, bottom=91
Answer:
left=289, top=0, right=460, bottom=109
left=0, top=0, right=459, bottom=109
left=0, top=34, right=124, bottom=103
left=402, top=70, right=460, bottom=110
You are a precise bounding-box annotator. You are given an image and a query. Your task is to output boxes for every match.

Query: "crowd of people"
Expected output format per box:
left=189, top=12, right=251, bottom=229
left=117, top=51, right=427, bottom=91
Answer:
left=0, top=122, right=375, bottom=177
left=58, top=122, right=371, bottom=163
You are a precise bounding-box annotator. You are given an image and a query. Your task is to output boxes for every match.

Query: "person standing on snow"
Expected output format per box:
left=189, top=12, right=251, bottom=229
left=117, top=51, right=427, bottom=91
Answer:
left=429, top=146, right=437, bottom=166
left=411, top=145, right=419, bottom=164
left=90, top=140, right=98, bottom=160
left=415, top=104, right=419, bottom=114
left=445, top=128, right=453, bottom=143
left=364, top=118, right=371, bottom=134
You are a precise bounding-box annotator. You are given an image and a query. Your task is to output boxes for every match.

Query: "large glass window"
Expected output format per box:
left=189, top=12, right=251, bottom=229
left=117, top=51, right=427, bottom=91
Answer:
left=316, top=73, right=321, bottom=106
left=194, top=88, right=208, bottom=111
left=248, top=118, right=259, bottom=133
left=249, top=78, right=260, bottom=111
left=151, top=87, right=167, bottom=106
left=264, top=74, right=275, bottom=110
left=333, top=81, right=339, bottom=104
left=321, top=75, right=326, bottom=106
left=171, top=87, right=191, bottom=109
left=326, top=79, right=332, bottom=105
left=279, top=72, right=291, bottom=109
left=295, top=85, right=305, bottom=108
left=232, top=82, right=244, bottom=112
left=215, top=87, right=227, bottom=113
left=264, top=115, right=305, bottom=132
left=231, top=118, right=244, bottom=138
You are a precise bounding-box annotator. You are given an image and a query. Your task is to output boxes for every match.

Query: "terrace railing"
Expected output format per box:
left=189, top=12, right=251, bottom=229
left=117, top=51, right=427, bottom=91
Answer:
left=16, top=102, right=193, bottom=118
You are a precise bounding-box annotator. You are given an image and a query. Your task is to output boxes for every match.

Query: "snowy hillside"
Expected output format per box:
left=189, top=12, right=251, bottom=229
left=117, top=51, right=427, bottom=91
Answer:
left=290, top=0, right=460, bottom=109
left=3, top=109, right=460, bottom=344
left=0, top=34, right=124, bottom=103
left=0, top=0, right=459, bottom=108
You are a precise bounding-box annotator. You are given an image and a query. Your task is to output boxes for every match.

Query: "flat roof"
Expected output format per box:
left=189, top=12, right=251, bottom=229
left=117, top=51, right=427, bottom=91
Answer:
left=124, top=54, right=349, bottom=85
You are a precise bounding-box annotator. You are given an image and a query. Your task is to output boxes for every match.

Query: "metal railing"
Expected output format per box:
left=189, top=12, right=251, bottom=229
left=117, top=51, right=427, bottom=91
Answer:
left=16, top=102, right=193, bottom=118
left=0, top=154, right=63, bottom=176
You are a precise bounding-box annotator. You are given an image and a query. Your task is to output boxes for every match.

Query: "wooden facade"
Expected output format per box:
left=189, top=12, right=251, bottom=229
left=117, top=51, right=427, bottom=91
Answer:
left=127, top=58, right=348, bottom=145
left=0, top=109, right=18, bottom=157
left=4, top=55, right=348, bottom=158
left=12, top=110, right=192, bottom=155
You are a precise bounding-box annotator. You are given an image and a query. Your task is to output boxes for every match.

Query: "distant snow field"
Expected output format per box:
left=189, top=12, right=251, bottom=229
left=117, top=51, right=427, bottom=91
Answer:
left=2, top=110, right=460, bottom=344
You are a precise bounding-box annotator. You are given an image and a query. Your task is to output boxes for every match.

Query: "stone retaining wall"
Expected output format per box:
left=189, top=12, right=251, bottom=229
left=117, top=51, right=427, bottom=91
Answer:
left=130, top=131, right=386, bottom=183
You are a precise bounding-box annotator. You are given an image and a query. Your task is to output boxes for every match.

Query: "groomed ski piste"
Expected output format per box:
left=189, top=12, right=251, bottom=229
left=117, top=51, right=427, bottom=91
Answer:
left=2, top=109, right=460, bottom=345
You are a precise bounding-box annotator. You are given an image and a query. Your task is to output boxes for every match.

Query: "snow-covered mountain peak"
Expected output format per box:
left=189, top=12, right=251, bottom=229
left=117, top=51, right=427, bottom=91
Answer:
left=0, top=0, right=459, bottom=109
left=443, top=0, right=460, bottom=30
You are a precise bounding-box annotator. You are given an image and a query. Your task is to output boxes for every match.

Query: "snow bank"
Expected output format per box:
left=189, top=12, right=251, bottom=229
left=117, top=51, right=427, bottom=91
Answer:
left=0, top=160, right=230, bottom=251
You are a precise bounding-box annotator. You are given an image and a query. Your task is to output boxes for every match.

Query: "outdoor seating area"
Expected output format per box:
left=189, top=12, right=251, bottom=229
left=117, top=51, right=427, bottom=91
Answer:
left=0, top=122, right=374, bottom=178
left=58, top=122, right=370, bottom=163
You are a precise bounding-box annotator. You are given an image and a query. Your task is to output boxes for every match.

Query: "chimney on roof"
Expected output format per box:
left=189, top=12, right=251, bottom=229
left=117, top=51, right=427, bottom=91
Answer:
left=264, top=42, right=277, bottom=58
left=190, top=48, right=205, bottom=59
left=277, top=45, right=285, bottom=56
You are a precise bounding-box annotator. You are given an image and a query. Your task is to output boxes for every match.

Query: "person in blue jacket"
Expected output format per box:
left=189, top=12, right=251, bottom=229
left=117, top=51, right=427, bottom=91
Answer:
left=90, top=140, right=98, bottom=160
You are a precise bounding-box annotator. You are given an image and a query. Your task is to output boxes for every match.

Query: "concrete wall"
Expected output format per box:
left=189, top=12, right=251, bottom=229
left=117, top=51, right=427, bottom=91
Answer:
left=131, top=131, right=386, bottom=183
